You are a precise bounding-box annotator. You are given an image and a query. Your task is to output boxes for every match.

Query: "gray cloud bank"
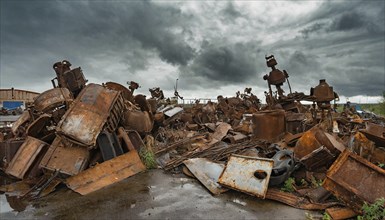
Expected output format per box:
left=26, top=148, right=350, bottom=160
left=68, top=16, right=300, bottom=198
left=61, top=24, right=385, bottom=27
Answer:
left=1, top=0, right=384, bottom=99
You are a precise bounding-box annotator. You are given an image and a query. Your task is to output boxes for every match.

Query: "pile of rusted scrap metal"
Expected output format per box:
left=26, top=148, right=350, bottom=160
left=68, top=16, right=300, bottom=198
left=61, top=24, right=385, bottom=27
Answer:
left=1, top=56, right=385, bottom=219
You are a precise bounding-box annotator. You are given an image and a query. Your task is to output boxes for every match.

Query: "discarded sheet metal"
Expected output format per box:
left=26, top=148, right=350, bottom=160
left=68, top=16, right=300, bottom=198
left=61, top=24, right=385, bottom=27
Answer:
left=265, top=188, right=340, bottom=210
left=360, top=122, right=385, bottom=147
left=11, top=111, right=30, bottom=135
left=164, top=106, right=183, bottom=117
left=285, top=112, right=305, bottom=134
left=218, top=155, right=273, bottom=198
left=183, top=158, right=228, bottom=195
left=26, top=114, right=52, bottom=139
left=39, top=137, right=90, bottom=177
left=348, top=132, right=377, bottom=163
left=207, top=122, right=232, bottom=146
left=5, top=136, right=49, bottom=179
left=66, top=150, right=146, bottom=195
left=294, top=126, right=344, bottom=160
left=0, top=139, right=25, bottom=169
left=300, top=146, right=335, bottom=171
left=252, top=110, right=285, bottom=142
left=33, top=88, right=73, bottom=113
left=304, top=186, right=332, bottom=203
left=323, top=149, right=385, bottom=211
left=325, top=207, right=357, bottom=220
left=56, top=83, right=124, bottom=147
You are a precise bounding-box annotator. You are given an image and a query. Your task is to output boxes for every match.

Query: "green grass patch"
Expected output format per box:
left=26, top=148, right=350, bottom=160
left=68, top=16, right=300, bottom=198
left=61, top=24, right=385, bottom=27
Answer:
left=281, top=177, right=295, bottom=193
left=139, top=147, right=157, bottom=169
left=358, top=198, right=385, bottom=220
left=361, top=103, right=385, bottom=117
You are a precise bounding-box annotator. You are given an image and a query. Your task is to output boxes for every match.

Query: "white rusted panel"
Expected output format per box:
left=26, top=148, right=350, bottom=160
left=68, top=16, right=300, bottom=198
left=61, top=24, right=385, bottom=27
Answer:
left=218, top=155, right=273, bottom=198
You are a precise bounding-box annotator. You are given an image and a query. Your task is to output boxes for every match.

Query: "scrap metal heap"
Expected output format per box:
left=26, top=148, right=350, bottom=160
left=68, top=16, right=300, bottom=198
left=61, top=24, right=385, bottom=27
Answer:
left=1, top=57, right=385, bottom=218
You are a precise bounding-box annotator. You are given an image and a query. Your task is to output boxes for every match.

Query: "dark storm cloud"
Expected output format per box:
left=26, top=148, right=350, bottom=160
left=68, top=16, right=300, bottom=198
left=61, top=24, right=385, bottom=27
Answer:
left=330, top=12, right=366, bottom=31
left=179, top=41, right=263, bottom=89
left=269, top=0, right=385, bottom=97
left=1, top=0, right=384, bottom=100
left=0, top=0, right=195, bottom=90
left=298, top=1, right=384, bottom=38
left=299, top=22, right=328, bottom=39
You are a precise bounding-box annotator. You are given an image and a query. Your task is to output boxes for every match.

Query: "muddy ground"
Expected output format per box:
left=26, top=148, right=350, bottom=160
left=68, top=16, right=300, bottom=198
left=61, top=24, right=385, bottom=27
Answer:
left=1, top=169, right=321, bottom=219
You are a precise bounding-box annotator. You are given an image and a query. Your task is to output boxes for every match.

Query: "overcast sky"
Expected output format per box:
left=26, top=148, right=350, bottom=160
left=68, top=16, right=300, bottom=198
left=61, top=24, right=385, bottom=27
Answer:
left=1, top=0, right=384, bottom=103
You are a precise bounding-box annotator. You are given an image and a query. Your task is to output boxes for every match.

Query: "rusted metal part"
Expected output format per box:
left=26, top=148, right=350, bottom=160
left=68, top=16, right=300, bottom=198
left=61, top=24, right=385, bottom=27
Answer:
left=323, top=149, right=385, bottom=211
left=224, top=132, right=248, bottom=144
left=155, top=133, right=207, bottom=155
left=360, top=122, right=385, bottom=147
left=252, top=110, right=286, bottom=142
left=265, top=188, right=340, bottom=210
left=117, top=127, right=135, bottom=151
left=0, top=139, right=25, bottom=169
left=284, top=132, right=303, bottom=146
left=33, top=88, right=73, bottom=113
left=104, top=82, right=133, bottom=102
left=285, top=112, right=306, bottom=134
left=310, top=79, right=338, bottom=109
left=348, top=132, right=376, bottom=162
left=128, top=81, right=139, bottom=93
left=294, top=128, right=322, bottom=159
left=294, top=126, right=344, bottom=160
left=300, top=146, right=335, bottom=171
left=5, top=136, right=49, bottom=179
left=325, top=207, right=358, bottom=220
left=164, top=139, right=266, bottom=171
left=126, top=130, right=145, bottom=151
left=26, top=114, right=52, bottom=139
left=53, top=61, right=87, bottom=97
left=323, top=133, right=345, bottom=153
left=11, top=111, right=30, bottom=136
left=371, top=147, right=385, bottom=165
left=66, top=150, right=146, bottom=195
left=96, top=130, right=124, bottom=161
left=147, top=98, right=158, bottom=114
left=5, top=195, right=28, bottom=212
left=56, top=84, right=124, bottom=147
left=39, top=137, right=90, bottom=177
left=122, top=110, right=153, bottom=133
left=183, top=158, right=228, bottom=195
left=207, top=123, right=232, bottom=146
left=218, top=155, right=273, bottom=199
left=149, top=87, right=164, bottom=100
left=305, top=186, right=332, bottom=203
left=134, top=94, right=151, bottom=113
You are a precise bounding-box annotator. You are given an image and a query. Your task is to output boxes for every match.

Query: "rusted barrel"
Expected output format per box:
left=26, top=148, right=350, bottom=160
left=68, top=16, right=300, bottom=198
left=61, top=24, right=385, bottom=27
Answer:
left=251, top=110, right=285, bottom=142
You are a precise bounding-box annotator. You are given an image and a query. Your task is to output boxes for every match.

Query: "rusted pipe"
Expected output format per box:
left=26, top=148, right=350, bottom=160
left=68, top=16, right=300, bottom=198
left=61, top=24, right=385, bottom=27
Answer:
left=117, top=127, right=135, bottom=151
